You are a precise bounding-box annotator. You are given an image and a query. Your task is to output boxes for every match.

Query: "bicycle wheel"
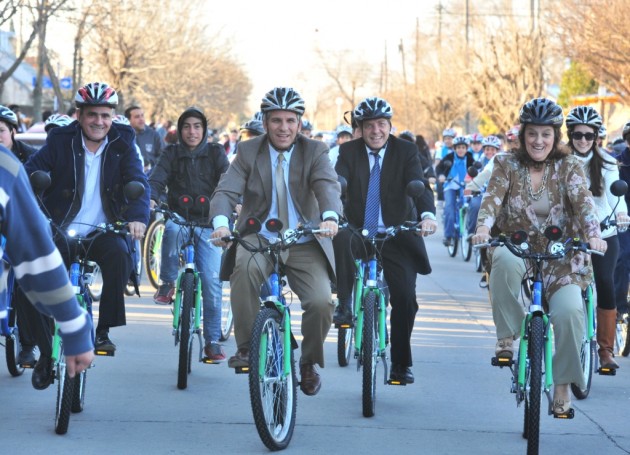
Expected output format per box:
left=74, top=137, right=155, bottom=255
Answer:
left=460, top=233, right=473, bottom=261
left=5, top=304, right=24, bottom=376
left=87, top=264, right=103, bottom=301
left=144, top=218, right=165, bottom=290
left=474, top=248, right=483, bottom=272
left=337, top=284, right=356, bottom=367
left=219, top=282, right=233, bottom=342
left=71, top=370, right=87, bottom=413
left=249, top=307, right=297, bottom=451
left=54, top=361, right=75, bottom=435
left=125, top=239, right=142, bottom=296
left=447, top=235, right=458, bottom=257
left=523, top=316, right=543, bottom=454
left=362, top=291, right=378, bottom=417
left=177, top=273, right=195, bottom=390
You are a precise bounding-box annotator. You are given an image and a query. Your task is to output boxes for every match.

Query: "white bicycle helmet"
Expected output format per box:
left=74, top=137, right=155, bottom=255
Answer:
left=565, top=106, right=602, bottom=130
left=75, top=82, right=119, bottom=108
left=44, top=113, right=73, bottom=132
left=0, top=105, right=18, bottom=128
left=353, top=97, right=393, bottom=123
left=260, top=87, right=305, bottom=115
left=482, top=135, right=501, bottom=149
left=442, top=128, right=456, bottom=138
left=453, top=136, right=469, bottom=147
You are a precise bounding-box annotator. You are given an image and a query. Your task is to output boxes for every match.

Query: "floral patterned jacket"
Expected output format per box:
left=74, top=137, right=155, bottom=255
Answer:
left=476, top=153, right=601, bottom=297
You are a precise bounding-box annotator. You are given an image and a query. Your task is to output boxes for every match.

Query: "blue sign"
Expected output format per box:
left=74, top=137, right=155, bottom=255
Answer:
left=31, top=76, right=73, bottom=90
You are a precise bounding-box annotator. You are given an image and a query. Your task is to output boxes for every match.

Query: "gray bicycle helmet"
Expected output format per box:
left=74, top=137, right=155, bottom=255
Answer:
left=75, top=82, right=119, bottom=108
left=0, top=105, right=18, bottom=128
left=565, top=106, right=602, bottom=130
left=240, top=118, right=265, bottom=136
left=260, top=87, right=305, bottom=115
left=452, top=136, right=469, bottom=147
left=598, top=125, right=607, bottom=138
left=353, top=97, right=393, bottom=123
left=519, top=98, right=563, bottom=126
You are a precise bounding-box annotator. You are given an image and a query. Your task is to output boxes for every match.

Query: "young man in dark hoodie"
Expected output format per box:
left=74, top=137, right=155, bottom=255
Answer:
left=149, top=107, right=229, bottom=361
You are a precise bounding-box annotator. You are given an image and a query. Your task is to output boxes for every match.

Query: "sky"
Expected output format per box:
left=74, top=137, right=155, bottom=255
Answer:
left=39, top=0, right=532, bottom=115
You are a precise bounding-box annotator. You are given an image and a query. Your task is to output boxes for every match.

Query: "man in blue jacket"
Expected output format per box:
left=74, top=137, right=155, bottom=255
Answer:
left=25, top=82, right=149, bottom=388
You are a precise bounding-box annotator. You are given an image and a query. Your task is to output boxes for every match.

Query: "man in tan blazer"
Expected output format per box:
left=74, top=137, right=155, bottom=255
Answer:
left=210, top=87, right=342, bottom=396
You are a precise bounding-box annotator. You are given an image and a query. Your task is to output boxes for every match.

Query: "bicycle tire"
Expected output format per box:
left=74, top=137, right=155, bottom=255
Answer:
left=460, top=234, right=473, bottom=261
left=362, top=291, right=378, bottom=418
left=622, top=320, right=630, bottom=357
left=474, top=248, right=483, bottom=272
left=249, top=307, right=297, bottom=451
left=337, top=283, right=356, bottom=367
left=87, top=264, right=103, bottom=301
left=524, top=315, right=543, bottom=455
left=448, top=235, right=458, bottom=257
left=125, top=239, right=143, bottom=296
left=177, top=273, right=195, bottom=390
left=54, top=361, right=74, bottom=435
left=219, top=282, right=233, bottom=342
left=71, top=370, right=87, bottom=413
left=144, top=218, right=165, bottom=290
left=571, top=338, right=595, bottom=400
left=5, top=304, right=24, bottom=376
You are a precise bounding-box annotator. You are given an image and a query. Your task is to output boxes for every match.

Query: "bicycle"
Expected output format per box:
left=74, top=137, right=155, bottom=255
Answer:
left=153, top=194, right=222, bottom=390
left=479, top=227, right=602, bottom=455
left=338, top=221, right=423, bottom=418
left=144, top=214, right=165, bottom=290
left=31, top=170, right=145, bottom=434
left=221, top=217, right=329, bottom=451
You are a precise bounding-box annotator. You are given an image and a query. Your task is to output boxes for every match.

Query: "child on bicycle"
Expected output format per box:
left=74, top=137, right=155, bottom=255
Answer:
left=436, top=136, right=475, bottom=246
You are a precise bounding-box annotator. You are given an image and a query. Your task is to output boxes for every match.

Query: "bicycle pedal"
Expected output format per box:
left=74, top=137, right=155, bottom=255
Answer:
left=94, top=349, right=115, bottom=357
left=234, top=366, right=249, bottom=374
left=387, top=379, right=407, bottom=386
left=597, top=367, right=617, bottom=376
left=201, top=357, right=222, bottom=365
left=20, top=361, right=36, bottom=369
left=491, top=356, right=513, bottom=367
left=553, top=408, right=575, bottom=419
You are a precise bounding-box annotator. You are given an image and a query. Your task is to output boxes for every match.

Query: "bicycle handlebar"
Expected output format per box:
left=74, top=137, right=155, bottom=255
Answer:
left=221, top=224, right=330, bottom=254
left=339, top=220, right=425, bottom=239
left=473, top=233, right=604, bottom=258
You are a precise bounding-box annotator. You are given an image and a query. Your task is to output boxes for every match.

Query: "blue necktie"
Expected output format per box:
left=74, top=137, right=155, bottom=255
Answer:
left=364, top=152, right=381, bottom=236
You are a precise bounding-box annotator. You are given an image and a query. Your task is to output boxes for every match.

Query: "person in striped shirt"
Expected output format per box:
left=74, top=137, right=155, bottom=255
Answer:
left=0, top=144, right=93, bottom=379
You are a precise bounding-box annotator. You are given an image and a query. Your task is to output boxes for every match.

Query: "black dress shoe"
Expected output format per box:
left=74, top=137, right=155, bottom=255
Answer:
left=32, top=356, right=54, bottom=390
left=390, top=364, right=414, bottom=384
left=333, top=299, right=353, bottom=326
left=95, top=331, right=116, bottom=353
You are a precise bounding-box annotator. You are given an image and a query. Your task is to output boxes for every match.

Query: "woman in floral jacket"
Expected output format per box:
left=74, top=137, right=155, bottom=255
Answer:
left=472, top=98, right=607, bottom=417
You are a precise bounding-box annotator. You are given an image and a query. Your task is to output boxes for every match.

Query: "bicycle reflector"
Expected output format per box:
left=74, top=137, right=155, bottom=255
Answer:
left=195, top=195, right=210, bottom=215
left=544, top=225, right=562, bottom=241
left=246, top=217, right=262, bottom=232
left=265, top=218, right=283, bottom=233
left=511, top=230, right=528, bottom=243
left=179, top=194, right=194, bottom=209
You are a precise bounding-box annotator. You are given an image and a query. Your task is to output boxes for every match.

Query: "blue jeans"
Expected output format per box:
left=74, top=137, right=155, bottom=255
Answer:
left=466, top=194, right=482, bottom=236
left=614, top=230, right=630, bottom=314
left=160, top=219, right=223, bottom=343
left=443, top=188, right=459, bottom=239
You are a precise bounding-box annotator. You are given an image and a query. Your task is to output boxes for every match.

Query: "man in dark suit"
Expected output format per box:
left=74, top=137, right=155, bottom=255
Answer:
left=333, top=97, right=438, bottom=384
left=210, top=87, right=342, bottom=396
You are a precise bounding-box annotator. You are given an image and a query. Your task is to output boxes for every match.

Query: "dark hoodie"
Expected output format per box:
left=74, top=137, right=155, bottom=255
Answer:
left=149, top=107, right=229, bottom=219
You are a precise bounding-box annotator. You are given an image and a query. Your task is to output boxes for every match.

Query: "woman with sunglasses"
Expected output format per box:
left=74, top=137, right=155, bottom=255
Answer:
left=566, top=106, right=630, bottom=371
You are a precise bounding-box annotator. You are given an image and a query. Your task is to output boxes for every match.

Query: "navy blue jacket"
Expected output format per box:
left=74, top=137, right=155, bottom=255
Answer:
left=24, top=122, right=150, bottom=227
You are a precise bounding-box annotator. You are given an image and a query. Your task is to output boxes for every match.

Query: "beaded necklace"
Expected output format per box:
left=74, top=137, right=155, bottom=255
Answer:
left=526, top=162, right=550, bottom=201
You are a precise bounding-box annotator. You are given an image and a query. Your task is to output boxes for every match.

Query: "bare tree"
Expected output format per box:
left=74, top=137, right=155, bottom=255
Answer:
left=0, top=0, right=22, bottom=28
left=464, top=17, right=545, bottom=134
left=83, top=0, right=250, bottom=126
left=548, top=0, right=630, bottom=105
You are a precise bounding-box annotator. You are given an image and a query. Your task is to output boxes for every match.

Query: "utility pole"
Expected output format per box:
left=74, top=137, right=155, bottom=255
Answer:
left=464, top=0, right=470, bottom=133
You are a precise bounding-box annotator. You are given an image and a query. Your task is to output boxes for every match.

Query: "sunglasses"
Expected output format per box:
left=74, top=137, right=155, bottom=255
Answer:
left=570, top=132, right=596, bottom=141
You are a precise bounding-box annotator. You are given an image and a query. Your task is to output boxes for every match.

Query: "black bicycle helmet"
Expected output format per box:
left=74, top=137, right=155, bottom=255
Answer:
left=260, top=87, right=305, bottom=115
left=75, top=82, right=119, bottom=108
left=565, top=106, right=602, bottom=130
left=240, top=119, right=265, bottom=136
left=353, top=97, right=393, bottom=123
left=0, top=105, right=18, bottom=128
left=518, top=97, right=563, bottom=126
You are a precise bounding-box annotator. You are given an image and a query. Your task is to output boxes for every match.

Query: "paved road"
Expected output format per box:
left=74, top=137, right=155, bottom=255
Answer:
left=2, top=233, right=629, bottom=454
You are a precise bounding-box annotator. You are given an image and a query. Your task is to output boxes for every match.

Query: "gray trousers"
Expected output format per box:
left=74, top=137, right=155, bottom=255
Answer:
left=230, top=235, right=334, bottom=367
left=489, top=246, right=586, bottom=389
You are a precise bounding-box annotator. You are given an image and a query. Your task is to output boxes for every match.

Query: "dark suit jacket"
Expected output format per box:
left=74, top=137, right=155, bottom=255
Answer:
left=335, top=134, right=435, bottom=274
left=210, top=134, right=343, bottom=278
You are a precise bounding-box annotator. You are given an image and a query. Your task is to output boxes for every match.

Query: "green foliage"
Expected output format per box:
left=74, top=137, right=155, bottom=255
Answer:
left=557, top=61, right=598, bottom=107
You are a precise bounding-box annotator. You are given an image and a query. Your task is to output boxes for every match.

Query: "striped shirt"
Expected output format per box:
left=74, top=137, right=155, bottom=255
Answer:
left=0, top=145, right=92, bottom=355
